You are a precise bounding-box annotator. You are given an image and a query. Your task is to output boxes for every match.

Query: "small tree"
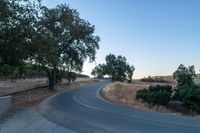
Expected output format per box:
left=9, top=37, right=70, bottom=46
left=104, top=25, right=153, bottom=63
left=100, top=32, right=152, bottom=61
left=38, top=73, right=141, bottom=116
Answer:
left=173, top=64, right=200, bottom=112
left=173, top=64, right=196, bottom=88
left=173, top=64, right=196, bottom=100
left=126, top=64, right=135, bottom=83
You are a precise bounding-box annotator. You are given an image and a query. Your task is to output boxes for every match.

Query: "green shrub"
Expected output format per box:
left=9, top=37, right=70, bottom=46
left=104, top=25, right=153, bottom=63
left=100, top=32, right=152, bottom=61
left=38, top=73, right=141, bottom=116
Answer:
left=173, top=64, right=200, bottom=112
left=174, top=85, right=200, bottom=112
left=141, top=76, right=169, bottom=83
left=136, top=85, right=172, bottom=105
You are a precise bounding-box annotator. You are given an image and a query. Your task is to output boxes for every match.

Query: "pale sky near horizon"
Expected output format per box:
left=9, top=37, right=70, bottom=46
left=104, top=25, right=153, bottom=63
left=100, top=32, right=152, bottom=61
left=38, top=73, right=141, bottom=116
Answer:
left=42, top=0, right=200, bottom=79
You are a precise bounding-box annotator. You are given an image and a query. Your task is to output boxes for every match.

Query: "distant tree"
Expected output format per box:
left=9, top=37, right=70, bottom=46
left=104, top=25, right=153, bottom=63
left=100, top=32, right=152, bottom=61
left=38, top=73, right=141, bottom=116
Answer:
left=126, top=64, right=135, bottom=83
left=105, top=54, right=127, bottom=81
left=92, top=54, right=135, bottom=82
left=91, top=64, right=105, bottom=78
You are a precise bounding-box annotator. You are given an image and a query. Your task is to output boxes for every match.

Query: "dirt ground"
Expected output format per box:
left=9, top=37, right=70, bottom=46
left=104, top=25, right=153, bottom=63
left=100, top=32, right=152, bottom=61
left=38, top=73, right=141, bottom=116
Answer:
left=11, top=80, right=99, bottom=108
left=101, top=81, right=199, bottom=115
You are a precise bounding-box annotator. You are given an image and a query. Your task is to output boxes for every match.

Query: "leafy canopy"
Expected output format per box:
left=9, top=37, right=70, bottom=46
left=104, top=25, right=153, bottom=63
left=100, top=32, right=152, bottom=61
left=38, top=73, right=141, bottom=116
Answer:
left=0, top=1, right=100, bottom=90
left=173, top=64, right=196, bottom=88
left=92, top=54, right=135, bottom=82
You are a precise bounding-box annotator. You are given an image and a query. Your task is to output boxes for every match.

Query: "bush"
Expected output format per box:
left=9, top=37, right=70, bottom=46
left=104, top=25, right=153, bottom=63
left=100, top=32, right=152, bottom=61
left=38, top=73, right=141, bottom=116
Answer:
left=141, top=76, right=169, bottom=83
left=141, top=77, right=155, bottom=82
left=174, top=85, right=200, bottom=112
left=173, top=64, right=200, bottom=112
left=136, top=85, right=172, bottom=105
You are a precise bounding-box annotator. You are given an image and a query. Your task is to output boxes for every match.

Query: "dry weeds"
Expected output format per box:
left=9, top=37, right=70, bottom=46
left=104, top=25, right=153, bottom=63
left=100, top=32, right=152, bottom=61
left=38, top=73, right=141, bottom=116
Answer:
left=11, top=79, right=99, bottom=108
left=157, top=74, right=200, bottom=85
left=101, top=81, right=176, bottom=113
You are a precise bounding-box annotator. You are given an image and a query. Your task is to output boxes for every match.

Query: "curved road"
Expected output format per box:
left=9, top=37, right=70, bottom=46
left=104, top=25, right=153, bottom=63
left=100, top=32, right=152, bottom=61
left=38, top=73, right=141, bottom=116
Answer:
left=39, top=81, right=200, bottom=133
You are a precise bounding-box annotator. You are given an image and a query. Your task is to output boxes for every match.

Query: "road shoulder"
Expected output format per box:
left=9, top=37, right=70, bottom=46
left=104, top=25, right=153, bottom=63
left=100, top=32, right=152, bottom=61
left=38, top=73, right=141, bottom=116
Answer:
left=0, top=107, right=78, bottom=133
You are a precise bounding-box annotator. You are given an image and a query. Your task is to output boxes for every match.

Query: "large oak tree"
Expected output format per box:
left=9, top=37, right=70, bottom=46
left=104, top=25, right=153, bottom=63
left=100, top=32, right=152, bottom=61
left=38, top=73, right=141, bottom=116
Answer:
left=0, top=1, right=100, bottom=90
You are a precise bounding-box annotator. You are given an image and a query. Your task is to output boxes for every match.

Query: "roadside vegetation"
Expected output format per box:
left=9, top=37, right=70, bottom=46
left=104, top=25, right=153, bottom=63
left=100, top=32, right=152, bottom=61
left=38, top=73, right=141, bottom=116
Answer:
left=173, top=65, right=200, bottom=112
left=101, top=81, right=172, bottom=113
left=0, top=0, right=99, bottom=90
left=1, top=0, right=200, bottom=115
left=136, top=85, right=172, bottom=106
left=101, top=64, right=200, bottom=115
left=137, top=64, right=200, bottom=113
left=11, top=79, right=98, bottom=108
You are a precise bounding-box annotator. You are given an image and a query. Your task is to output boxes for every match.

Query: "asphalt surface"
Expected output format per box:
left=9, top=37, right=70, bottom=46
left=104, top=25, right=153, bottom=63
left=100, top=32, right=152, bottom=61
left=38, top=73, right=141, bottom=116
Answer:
left=0, top=108, right=77, bottom=133
left=39, top=81, right=200, bottom=133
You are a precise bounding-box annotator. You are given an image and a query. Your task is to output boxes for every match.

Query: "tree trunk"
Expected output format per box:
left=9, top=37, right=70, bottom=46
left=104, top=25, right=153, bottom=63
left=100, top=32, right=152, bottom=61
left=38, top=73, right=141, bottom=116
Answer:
left=128, top=76, right=132, bottom=83
left=48, top=68, right=56, bottom=91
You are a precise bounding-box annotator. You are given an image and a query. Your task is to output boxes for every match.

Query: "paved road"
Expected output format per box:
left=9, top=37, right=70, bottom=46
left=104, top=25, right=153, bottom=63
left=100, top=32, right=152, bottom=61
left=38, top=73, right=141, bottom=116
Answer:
left=0, top=108, right=77, bottom=133
left=39, top=81, right=200, bottom=133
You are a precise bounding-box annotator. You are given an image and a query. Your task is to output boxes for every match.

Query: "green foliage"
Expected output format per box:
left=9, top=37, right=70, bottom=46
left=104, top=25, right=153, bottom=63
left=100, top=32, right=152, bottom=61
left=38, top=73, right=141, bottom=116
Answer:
left=34, top=4, right=100, bottom=68
left=32, top=4, right=100, bottom=90
left=126, top=65, right=135, bottom=83
left=0, top=1, right=100, bottom=90
left=0, top=0, right=40, bottom=78
left=173, top=64, right=196, bottom=88
left=173, top=64, right=200, bottom=112
left=91, top=64, right=106, bottom=79
left=175, top=85, right=200, bottom=112
left=105, top=54, right=127, bottom=81
left=173, top=64, right=196, bottom=100
left=63, top=71, right=77, bottom=85
left=91, top=54, right=135, bottom=82
left=136, top=85, right=172, bottom=105
left=23, top=63, right=47, bottom=78
left=136, top=64, right=200, bottom=112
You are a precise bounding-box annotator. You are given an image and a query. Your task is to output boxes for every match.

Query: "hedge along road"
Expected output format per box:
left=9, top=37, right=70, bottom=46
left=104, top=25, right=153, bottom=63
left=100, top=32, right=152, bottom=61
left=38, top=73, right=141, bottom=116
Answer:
left=39, top=81, right=200, bottom=133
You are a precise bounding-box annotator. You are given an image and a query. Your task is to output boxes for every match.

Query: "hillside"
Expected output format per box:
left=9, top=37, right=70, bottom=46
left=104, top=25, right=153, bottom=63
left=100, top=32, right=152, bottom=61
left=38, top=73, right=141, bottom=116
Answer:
left=155, top=74, right=200, bottom=85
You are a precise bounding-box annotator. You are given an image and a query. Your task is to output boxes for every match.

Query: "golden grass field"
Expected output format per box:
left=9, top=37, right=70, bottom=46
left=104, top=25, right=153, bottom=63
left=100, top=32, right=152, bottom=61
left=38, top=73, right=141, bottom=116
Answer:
left=101, top=74, right=200, bottom=115
left=101, top=81, right=173, bottom=113
left=11, top=79, right=98, bottom=108
left=0, top=78, right=98, bottom=107
left=161, top=74, right=200, bottom=85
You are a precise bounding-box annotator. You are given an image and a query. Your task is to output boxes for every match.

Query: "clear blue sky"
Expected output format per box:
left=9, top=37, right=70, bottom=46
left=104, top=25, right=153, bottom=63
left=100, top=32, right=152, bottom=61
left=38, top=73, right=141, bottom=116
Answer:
left=42, top=0, right=200, bottom=78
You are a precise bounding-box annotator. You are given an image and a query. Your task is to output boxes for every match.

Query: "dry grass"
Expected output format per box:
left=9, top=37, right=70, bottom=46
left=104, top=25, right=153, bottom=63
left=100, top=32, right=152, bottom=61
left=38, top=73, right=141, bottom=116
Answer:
left=156, top=74, right=200, bottom=85
left=101, top=75, right=200, bottom=115
left=11, top=79, right=99, bottom=108
left=0, top=78, right=96, bottom=97
left=161, top=75, right=176, bottom=85
left=101, top=81, right=176, bottom=113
